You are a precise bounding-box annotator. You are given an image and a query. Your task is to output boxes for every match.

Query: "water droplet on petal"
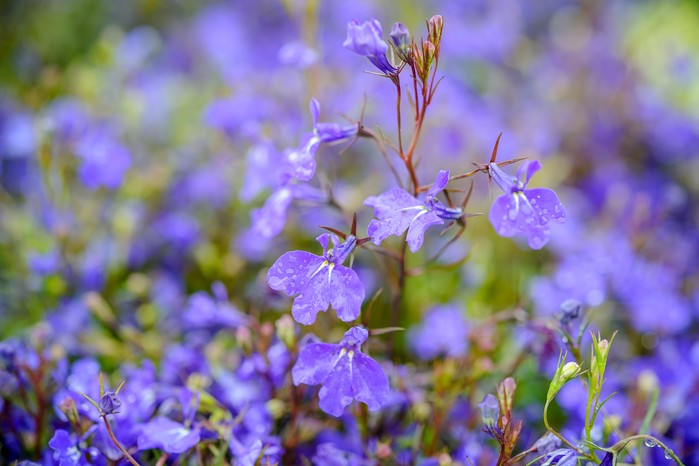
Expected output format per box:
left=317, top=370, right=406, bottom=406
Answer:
left=542, top=208, right=549, bottom=214
left=530, top=199, right=537, bottom=205
left=508, top=209, right=518, bottom=220
left=561, top=336, right=569, bottom=344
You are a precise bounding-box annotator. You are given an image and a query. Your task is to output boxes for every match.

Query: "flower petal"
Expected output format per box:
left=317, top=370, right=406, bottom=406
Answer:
left=267, top=251, right=325, bottom=296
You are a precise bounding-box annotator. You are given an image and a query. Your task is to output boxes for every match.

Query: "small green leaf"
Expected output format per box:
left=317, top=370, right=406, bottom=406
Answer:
left=115, top=379, right=126, bottom=395
left=99, top=372, right=105, bottom=398
left=80, top=392, right=101, bottom=412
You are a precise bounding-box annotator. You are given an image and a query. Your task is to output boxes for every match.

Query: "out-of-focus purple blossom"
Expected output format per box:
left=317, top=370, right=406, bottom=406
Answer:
left=541, top=448, right=577, bottom=466
left=251, top=187, right=294, bottom=238
left=153, top=212, right=200, bottom=250
left=183, top=283, right=248, bottom=330
left=267, top=234, right=364, bottom=325
left=365, top=170, right=462, bottom=252
left=74, top=126, right=132, bottom=190
left=229, top=436, right=283, bottom=466
left=534, top=433, right=561, bottom=455
left=343, top=19, right=397, bottom=75
left=278, top=40, right=319, bottom=68
left=286, top=98, right=358, bottom=182
left=292, top=326, right=390, bottom=416
left=241, top=142, right=288, bottom=202
left=137, top=416, right=200, bottom=454
left=488, top=160, right=565, bottom=249
left=408, top=305, right=468, bottom=359
left=28, top=250, right=61, bottom=276
left=313, top=442, right=366, bottom=466
left=478, top=394, right=499, bottom=429
left=48, top=430, right=86, bottom=466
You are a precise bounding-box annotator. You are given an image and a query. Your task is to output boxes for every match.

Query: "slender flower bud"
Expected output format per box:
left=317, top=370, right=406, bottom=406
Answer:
left=558, top=299, right=582, bottom=325
left=547, top=353, right=581, bottom=402
left=427, top=15, right=444, bottom=46
left=390, top=22, right=411, bottom=56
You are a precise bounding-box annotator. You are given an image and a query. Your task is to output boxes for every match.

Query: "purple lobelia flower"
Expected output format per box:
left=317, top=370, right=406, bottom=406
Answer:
left=408, top=305, right=468, bottom=359
left=267, top=234, right=364, bottom=325
left=292, top=326, right=390, bottom=416
left=137, top=417, right=200, bottom=454
left=364, top=170, right=463, bottom=253
left=487, top=160, right=566, bottom=249
left=48, top=430, right=86, bottom=465
left=541, top=448, right=577, bottom=466
left=286, top=98, right=358, bottom=182
left=343, top=19, right=397, bottom=75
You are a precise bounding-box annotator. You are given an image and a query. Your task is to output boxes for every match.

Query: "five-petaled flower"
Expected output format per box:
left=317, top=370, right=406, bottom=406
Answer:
left=292, top=326, right=390, bottom=416
left=487, top=160, right=566, bottom=249
left=286, top=98, right=358, bottom=182
left=343, top=19, right=398, bottom=76
left=364, top=170, right=463, bottom=253
left=267, top=234, right=364, bottom=325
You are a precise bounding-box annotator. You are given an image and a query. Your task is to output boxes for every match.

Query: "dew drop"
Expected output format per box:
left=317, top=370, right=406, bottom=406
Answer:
left=542, top=208, right=549, bottom=214
left=530, top=199, right=537, bottom=205
left=644, top=438, right=657, bottom=448
left=561, top=336, right=569, bottom=344
left=554, top=205, right=560, bottom=212
left=664, top=450, right=672, bottom=460
left=286, top=268, right=294, bottom=274
left=508, top=209, right=518, bottom=220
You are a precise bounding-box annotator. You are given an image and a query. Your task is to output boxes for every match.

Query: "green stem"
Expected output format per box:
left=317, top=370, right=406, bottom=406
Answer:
left=611, top=434, right=684, bottom=466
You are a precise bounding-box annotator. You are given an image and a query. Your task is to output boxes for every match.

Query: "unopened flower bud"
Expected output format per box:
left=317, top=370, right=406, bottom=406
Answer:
left=275, top=314, right=296, bottom=349
left=478, top=394, right=499, bottom=428
left=638, top=370, right=659, bottom=396
left=561, top=362, right=580, bottom=380
left=428, top=15, right=444, bottom=44
left=99, top=391, right=122, bottom=415
left=438, top=453, right=453, bottom=466
left=390, top=22, right=411, bottom=55
left=376, top=442, right=393, bottom=460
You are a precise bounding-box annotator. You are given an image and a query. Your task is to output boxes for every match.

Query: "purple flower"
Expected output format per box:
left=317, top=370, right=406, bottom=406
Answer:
left=137, top=417, right=200, bottom=454
left=364, top=170, right=462, bottom=253
left=183, top=282, right=248, bottom=330
left=390, top=22, right=411, bottom=54
left=343, top=19, right=397, bottom=75
left=408, top=305, right=468, bottom=359
left=286, top=99, right=358, bottom=182
left=487, top=160, right=566, bottom=249
left=48, top=430, right=85, bottom=465
left=291, top=326, right=390, bottom=416
left=251, top=187, right=294, bottom=238
left=99, top=391, right=122, bottom=415
left=74, top=127, right=132, bottom=190
left=267, top=234, right=364, bottom=325
left=478, top=394, right=499, bottom=428
left=541, top=448, right=577, bottom=466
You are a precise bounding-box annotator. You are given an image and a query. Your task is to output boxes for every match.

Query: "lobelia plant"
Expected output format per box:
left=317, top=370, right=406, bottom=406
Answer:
left=1, top=3, right=694, bottom=465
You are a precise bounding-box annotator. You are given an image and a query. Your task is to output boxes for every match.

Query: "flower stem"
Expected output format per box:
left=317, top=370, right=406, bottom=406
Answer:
left=101, top=415, right=141, bottom=466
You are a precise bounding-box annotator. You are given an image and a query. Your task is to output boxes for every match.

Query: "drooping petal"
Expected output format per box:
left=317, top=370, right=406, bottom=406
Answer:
left=290, top=264, right=362, bottom=325
left=290, top=270, right=332, bottom=325
left=426, top=169, right=450, bottom=198
left=349, top=352, right=390, bottom=412
left=524, top=188, right=566, bottom=225
left=137, top=417, right=200, bottom=454
left=267, top=251, right=325, bottom=296
left=488, top=194, right=522, bottom=238
left=291, top=342, right=342, bottom=386
left=364, top=188, right=421, bottom=216
left=328, top=266, right=364, bottom=322
left=286, top=134, right=320, bottom=181
left=317, top=355, right=354, bottom=416
left=251, top=187, right=294, bottom=238
left=406, top=211, right=443, bottom=253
